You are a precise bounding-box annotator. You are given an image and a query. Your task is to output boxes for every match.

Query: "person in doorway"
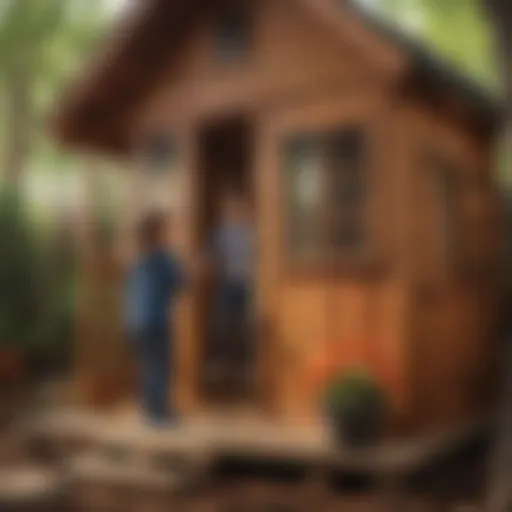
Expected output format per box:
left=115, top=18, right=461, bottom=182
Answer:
left=208, top=191, right=255, bottom=391
left=124, top=211, right=187, bottom=427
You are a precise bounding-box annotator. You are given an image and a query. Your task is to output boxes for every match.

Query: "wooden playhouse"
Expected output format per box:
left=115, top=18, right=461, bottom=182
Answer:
left=52, top=0, right=502, bottom=434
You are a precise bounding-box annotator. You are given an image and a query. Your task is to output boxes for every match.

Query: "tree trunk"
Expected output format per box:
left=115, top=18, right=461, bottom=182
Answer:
left=483, top=2, right=512, bottom=510
left=485, top=0, right=512, bottom=154
left=3, top=61, right=32, bottom=184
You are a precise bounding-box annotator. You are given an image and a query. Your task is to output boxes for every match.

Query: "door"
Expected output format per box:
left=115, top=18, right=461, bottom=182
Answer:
left=194, top=114, right=259, bottom=407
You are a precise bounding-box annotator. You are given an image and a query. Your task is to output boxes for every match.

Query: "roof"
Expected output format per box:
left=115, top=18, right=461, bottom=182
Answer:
left=345, top=1, right=501, bottom=129
left=51, top=0, right=502, bottom=155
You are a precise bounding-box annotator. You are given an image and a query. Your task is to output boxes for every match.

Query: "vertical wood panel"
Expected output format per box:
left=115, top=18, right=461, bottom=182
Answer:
left=278, top=283, right=329, bottom=419
left=254, top=115, right=282, bottom=414
left=174, top=122, right=199, bottom=413
left=409, top=106, right=499, bottom=431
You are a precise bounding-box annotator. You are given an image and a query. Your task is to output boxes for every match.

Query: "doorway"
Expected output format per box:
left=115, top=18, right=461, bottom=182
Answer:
left=195, top=114, right=256, bottom=406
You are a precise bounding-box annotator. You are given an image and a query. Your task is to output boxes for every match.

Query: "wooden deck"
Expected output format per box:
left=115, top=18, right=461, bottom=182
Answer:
left=22, top=408, right=490, bottom=478
left=1, top=409, right=490, bottom=511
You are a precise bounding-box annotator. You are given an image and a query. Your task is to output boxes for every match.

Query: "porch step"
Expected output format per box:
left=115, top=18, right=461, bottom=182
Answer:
left=0, top=466, right=67, bottom=511
left=21, top=408, right=491, bottom=503
left=69, top=453, right=196, bottom=512
left=70, top=453, right=184, bottom=488
left=95, top=422, right=214, bottom=480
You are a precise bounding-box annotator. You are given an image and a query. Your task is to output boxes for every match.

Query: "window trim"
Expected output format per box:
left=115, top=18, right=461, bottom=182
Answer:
left=280, top=123, right=378, bottom=276
left=135, top=130, right=182, bottom=211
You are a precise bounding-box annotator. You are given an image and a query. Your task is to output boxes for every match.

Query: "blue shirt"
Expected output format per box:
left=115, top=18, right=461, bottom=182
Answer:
left=211, top=221, right=253, bottom=284
left=124, top=250, right=186, bottom=337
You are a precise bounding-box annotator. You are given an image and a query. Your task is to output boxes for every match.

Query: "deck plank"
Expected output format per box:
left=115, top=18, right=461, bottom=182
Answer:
left=22, top=409, right=490, bottom=477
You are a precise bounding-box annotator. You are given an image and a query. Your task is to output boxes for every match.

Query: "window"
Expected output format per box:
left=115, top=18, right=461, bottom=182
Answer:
left=142, top=132, right=176, bottom=175
left=328, top=130, right=366, bottom=256
left=139, top=132, right=181, bottom=209
left=285, top=136, right=325, bottom=263
left=283, top=127, right=367, bottom=266
left=214, top=4, right=251, bottom=63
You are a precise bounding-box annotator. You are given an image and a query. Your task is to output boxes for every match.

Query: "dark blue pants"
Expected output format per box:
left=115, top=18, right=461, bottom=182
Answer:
left=211, top=280, right=252, bottom=366
left=136, top=332, right=171, bottom=422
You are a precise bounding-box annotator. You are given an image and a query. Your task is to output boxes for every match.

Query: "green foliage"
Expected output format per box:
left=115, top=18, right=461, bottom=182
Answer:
left=323, top=368, right=386, bottom=416
left=0, top=0, right=109, bottom=75
left=0, top=183, right=76, bottom=372
left=0, top=0, right=117, bottom=178
left=365, top=0, right=497, bottom=90
left=0, top=184, right=43, bottom=347
left=32, top=226, right=76, bottom=361
left=0, top=0, right=65, bottom=71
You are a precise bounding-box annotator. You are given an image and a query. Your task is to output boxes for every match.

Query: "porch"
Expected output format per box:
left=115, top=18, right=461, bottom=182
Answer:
left=0, top=405, right=487, bottom=510
left=23, top=407, right=489, bottom=477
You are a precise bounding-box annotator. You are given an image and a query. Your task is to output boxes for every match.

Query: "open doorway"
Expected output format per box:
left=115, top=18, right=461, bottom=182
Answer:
left=195, top=114, right=256, bottom=406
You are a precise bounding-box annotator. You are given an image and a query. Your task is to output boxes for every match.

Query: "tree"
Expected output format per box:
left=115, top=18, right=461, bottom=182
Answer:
left=479, top=3, right=512, bottom=510
left=370, top=0, right=496, bottom=89
left=484, top=0, right=512, bottom=175
left=0, top=0, right=66, bottom=182
left=0, top=0, right=114, bottom=183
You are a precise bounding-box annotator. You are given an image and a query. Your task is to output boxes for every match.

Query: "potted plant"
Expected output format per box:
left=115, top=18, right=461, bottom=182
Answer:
left=322, top=368, right=387, bottom=447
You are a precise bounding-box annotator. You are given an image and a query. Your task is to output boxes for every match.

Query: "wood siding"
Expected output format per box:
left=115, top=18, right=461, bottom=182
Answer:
left=261, top=94, right=410, bottom=424
left=102, top=0, right=500, bottom=433
left=408, top=106, right=500, bottom=431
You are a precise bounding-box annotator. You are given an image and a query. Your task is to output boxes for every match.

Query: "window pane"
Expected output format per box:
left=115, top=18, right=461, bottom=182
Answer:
left=140, top=133, right=180, bottom=210
left=143, top=133, right=176, bottom=174
left=327, top=129, right=365, bottom=255
left=283, top=127, right=368, bottom=266
left=284, top=135, right=325, bottom=262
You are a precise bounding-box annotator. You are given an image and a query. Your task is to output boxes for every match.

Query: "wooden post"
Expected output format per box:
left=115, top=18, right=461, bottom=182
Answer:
left=173, top=125, right=198, bottom=414
left=73, top=157, right=102, bottom=405
left=116, top=161, right=140, bottom=405
left=74, top=157, right=130, bottom=408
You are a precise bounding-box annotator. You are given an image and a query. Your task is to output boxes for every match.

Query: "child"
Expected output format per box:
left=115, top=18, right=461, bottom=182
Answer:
left=124, top=211, right=186, bottom=426
left=208, top=191, right=254, bottom=387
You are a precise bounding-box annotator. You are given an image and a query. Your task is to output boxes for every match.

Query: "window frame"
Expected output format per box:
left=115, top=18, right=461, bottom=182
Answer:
left=280, top=124, right=376, bottom=276
left=140, top=131, right=178, bottom=176
left=135, top=130, right=182, bottom=211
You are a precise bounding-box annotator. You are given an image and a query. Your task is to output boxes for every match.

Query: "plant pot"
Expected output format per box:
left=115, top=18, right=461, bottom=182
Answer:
left=327, top=404, right=384, bottom=447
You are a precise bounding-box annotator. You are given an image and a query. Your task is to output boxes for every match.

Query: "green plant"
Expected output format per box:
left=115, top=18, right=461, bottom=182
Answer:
left=0, top=184, right=43, bottom=349
left=0, top=183, right=76, bottom=378
left=322, top=368, right=386, bottom=417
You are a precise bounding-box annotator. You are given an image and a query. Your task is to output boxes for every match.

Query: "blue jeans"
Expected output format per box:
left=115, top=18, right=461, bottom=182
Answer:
left=136, top=332, right=171, bottom=422
left=211, top=280, right=252, bottom=366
